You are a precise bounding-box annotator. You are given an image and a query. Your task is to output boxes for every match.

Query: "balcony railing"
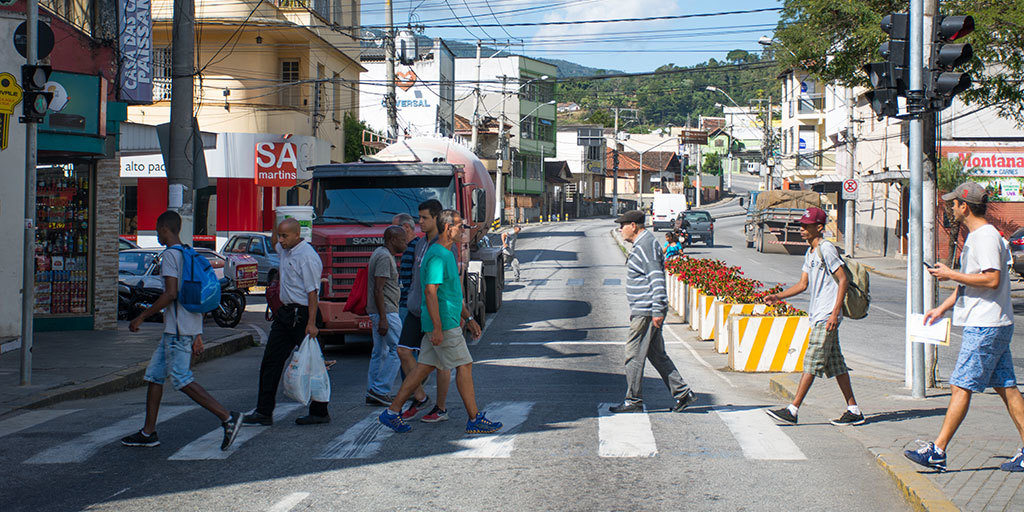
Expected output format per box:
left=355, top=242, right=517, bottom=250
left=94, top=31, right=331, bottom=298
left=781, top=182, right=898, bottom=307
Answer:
left=277, top=0, right=331, bottom=22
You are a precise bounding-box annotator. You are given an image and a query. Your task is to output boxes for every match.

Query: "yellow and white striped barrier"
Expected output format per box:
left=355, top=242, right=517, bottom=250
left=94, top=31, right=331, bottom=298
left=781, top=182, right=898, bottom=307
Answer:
left=698, top=296, right=720, bottom=341
left=688, top=287, right=701, bottom=331
left=727, top=315, right=811, bottom=372
left=714, top=303, right=769, bottom=353
left=666, top=276, right=690, bottom=323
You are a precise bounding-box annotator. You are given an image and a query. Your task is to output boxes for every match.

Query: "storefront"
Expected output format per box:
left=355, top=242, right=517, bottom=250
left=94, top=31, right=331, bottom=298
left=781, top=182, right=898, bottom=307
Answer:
left=119, top=129, right=331, bottom=250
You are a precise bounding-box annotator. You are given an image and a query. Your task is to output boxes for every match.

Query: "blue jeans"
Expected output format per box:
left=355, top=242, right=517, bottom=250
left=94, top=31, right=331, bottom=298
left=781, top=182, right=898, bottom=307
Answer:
left=950, top=325, right=1016, bottom=392
left=144, top=333, right=195, bottom=390
left=367, top=312, right=402, bottom=395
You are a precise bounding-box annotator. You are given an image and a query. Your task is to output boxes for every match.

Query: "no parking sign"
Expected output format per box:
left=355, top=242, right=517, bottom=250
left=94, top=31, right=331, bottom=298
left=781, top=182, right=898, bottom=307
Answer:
left=842, top=179, right=859, bottom=200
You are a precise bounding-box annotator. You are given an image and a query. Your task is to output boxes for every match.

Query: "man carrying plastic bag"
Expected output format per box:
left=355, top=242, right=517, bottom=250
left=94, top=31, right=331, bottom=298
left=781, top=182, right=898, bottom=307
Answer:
left=283, top=335, right=331, bottom=405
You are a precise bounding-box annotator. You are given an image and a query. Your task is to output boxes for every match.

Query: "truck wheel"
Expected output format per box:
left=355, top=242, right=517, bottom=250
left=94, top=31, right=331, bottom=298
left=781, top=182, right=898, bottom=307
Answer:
left=756, top=227, right=764, bottom=252
left=485, top=275, right=502, bottom=313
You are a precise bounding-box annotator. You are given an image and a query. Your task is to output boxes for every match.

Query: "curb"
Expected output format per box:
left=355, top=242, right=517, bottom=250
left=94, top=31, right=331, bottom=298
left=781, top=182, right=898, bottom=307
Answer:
left=768, top=374, right=959, bottom=512
left=4, top=332, right=254, bottom=413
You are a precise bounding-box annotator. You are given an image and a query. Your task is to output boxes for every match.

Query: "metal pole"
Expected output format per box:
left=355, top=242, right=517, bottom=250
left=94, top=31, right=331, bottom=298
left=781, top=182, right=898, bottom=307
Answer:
left=384, top=0, right=397, bottom=138
left=169, top=0, right=195, bottom=243
left=695, top=144, right=702, bottom=208
left=470, top=40, right=481, bottom=154
left=923, top=0, right=940, bottom=387
left=910, top=0, right=926, bottom=398
left=639, top=150, right=643, bottom=210
left=20, top=0, right=39, bottom=385
left=845, top=86, right=856, bottom=257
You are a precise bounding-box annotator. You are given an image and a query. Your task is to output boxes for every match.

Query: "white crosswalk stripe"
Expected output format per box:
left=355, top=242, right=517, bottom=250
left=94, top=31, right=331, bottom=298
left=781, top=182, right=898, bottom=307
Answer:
left=316, top=410, right=394, bottom=459
left=598, top=403, right=658, bottom=458
left=24, top=406, right=194, bottom=464
left=714, top=407, right=807, bottom=460
left=0, top=409, right=80, bottom=439
left=452, top=401, right=534, bottom=458
left=168, top=403, right=303, bottom=460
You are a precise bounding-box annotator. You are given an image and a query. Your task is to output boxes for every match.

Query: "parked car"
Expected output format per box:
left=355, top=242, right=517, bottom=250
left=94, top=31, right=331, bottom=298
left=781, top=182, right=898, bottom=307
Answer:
left=119, top=247, right=227, bottom=285
left=221, top=233, right=278, bottom=285
left=118, top=237, right=139, bottom=251
left=676, top=210, right=714, bottom=246
left=1010, top=228, right=1024, bottom=278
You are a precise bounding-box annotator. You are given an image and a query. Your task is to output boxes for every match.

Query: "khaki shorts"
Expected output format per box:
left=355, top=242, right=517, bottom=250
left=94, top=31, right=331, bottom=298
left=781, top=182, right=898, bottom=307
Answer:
left=417, top=328, right=472, bottom=371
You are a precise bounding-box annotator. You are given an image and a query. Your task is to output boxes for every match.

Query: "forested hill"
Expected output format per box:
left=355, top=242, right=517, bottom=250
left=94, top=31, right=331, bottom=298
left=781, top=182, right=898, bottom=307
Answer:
left=556, top=51, right=777, bottom=129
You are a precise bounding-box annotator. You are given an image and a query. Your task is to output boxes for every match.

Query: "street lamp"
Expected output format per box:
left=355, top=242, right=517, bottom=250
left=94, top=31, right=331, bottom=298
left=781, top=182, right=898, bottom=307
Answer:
left=511, top=99, right=556, bottom=222
left=620, top=137, right=676, bottom=210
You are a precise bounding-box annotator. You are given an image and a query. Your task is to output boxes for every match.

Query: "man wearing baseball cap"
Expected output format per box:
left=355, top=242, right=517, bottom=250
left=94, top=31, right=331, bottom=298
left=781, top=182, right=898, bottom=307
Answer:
left=609, top=210, right=695, bottom=414
left=765, top=206, right=864, bottom=426
left=904, top=182, right=1024, bottom=472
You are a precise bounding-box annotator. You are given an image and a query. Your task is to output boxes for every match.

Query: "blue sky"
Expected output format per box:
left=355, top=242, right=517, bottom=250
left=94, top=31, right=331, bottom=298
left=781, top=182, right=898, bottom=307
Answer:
left=360, top=0, right=782, bottom=72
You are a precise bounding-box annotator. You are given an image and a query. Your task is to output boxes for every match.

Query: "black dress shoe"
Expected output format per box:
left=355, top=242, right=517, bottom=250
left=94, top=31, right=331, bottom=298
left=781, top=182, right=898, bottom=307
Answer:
left=609, top=401, right=643, bottom=413
left=242, top=412, right=273, bottom=426
left=295, top=414, right=330, bottom=425
left=671, top=391, right=696, bottom=412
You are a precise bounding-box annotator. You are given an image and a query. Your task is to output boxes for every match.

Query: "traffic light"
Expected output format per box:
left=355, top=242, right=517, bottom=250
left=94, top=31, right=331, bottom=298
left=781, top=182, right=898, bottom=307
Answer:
left=927, top=15, right=975, bottom=110
left=20, top=64, right=52, bottom=124
left=862, top=13, right=909, bottom=119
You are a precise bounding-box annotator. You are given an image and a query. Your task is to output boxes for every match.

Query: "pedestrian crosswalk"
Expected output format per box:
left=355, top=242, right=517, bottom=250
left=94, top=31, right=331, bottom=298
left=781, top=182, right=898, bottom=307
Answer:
left=3, top=400, right=808, bottom=465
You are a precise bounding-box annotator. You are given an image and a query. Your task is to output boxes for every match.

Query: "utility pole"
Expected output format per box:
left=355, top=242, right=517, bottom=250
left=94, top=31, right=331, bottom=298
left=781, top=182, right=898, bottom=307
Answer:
left=495, top=75, right=507, bottom=225
left=470, top=40, right=481, bottom=154
left=923, top=0, right=939, bottom=387
left=612, top=108, right=620, bottom=213
left=169, top=0, right=195, bottom=243
left=844, top=86, right=857, bottom=258
left=20, top=0, right=39, bottom=385
left=384, top=0, right=398, bottom=138
left=909, top=0, right=926, bottom=399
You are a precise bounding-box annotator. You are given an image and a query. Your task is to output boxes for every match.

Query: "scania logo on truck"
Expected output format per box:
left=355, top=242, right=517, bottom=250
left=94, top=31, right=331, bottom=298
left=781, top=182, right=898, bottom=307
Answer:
left=349, top=237, right=384, bottom=245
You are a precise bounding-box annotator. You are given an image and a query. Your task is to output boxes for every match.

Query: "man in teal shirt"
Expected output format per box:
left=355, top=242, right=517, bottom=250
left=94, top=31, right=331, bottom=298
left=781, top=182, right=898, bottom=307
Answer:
left=379, top=210, right=502, bottom=435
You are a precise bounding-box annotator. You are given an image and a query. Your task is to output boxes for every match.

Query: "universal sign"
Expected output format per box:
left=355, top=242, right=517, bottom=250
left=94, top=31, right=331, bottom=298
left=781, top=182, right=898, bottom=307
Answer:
left=956, top=152, right=1024, bottom=177
left=255, top=142, right=298, bottom=187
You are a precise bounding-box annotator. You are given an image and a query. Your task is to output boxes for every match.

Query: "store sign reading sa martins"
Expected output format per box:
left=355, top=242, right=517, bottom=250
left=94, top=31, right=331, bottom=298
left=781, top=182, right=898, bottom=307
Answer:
left=254, top=142, right=299, bottom=187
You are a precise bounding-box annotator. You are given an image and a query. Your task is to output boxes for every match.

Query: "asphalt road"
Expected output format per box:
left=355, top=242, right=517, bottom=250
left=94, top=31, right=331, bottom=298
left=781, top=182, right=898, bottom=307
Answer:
left=699, top=174, right=1024, bottom=382
left=0, top=216, right=910, bottom=511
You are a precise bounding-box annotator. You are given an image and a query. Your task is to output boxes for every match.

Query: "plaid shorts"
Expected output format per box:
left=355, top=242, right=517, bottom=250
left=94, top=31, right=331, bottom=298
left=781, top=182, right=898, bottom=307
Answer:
left=802, top=322, right=848, bottom=378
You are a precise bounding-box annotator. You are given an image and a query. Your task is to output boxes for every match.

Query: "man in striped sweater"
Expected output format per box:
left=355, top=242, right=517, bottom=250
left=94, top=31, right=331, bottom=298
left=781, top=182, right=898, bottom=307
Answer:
left=611, top=210, right=695, bottom=414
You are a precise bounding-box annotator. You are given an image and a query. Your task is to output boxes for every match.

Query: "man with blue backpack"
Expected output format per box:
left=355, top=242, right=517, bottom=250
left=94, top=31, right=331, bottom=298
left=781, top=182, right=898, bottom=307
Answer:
left=121, top=211, right=243, bottom=451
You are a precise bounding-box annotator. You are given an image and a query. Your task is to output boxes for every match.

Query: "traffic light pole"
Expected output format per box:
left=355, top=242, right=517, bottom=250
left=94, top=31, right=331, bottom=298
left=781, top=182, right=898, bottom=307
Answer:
left=909, top=0, right=926, bottom=399
left=20, top=0, right=39, bottom=385
left=169, top=0, right=194, bottom=243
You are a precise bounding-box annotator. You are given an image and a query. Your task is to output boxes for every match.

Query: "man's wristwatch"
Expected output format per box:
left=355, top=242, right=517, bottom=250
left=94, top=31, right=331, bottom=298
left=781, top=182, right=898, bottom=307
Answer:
left=466, top=316, right=475, bottom=323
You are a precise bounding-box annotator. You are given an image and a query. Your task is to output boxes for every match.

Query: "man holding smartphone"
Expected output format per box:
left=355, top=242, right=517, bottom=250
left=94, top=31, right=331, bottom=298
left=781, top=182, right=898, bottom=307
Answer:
left=904, top=182, right=1024, bottom=472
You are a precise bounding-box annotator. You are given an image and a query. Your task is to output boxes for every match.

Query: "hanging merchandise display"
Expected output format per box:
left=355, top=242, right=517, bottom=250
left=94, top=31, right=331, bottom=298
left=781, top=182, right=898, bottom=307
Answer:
left=34, top=164, right=91, bottom=316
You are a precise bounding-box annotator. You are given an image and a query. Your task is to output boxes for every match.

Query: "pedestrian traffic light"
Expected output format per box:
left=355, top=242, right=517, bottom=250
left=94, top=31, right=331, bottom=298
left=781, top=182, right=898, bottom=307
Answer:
left=927, top=15, right=975, bottom=110
left=20, top=64, right=52, bottom=124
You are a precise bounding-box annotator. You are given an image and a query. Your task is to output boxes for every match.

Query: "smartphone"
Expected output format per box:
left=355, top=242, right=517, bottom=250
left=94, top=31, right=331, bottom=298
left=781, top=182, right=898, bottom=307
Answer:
left=923, top=261, right=934, bottom=269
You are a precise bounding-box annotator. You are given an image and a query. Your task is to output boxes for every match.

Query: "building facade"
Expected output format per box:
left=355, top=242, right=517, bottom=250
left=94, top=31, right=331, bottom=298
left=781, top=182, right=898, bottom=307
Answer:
left=777, top=71, right=837, bottom=186
left=359, top=38, right=455, bottom=138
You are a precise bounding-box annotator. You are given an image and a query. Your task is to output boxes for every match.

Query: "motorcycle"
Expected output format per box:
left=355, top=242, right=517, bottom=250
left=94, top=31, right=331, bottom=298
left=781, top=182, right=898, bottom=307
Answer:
left=117, top=276, right=244, bottom=328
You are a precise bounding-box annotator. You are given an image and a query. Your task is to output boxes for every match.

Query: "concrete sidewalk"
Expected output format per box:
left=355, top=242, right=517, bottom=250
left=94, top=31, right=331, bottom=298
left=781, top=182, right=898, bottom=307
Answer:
left=0, top=323, right=255, bottom=417
left=848, top=249, right=1024, bottom=298
left=770, top=373, right=1024, bottom=511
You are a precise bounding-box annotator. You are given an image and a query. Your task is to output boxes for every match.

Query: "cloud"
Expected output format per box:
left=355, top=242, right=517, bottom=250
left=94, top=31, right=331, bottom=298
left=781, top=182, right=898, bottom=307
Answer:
left=529, top=0, right=682, bottom=49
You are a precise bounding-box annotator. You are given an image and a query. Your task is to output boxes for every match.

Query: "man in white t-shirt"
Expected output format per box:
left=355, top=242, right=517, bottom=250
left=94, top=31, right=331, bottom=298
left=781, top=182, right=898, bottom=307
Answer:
left=121, top=211, right=243, bottom=451
left=764, top=207, right=864, bottom=427
left=904, top=182, right=1024, bottom=473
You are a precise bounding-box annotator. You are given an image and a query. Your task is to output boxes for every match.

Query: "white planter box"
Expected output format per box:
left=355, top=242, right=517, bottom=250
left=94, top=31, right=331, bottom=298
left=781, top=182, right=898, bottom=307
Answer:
left=727, top=315, right=811, bottom=372
left=714, top=303, right=769, bottom=353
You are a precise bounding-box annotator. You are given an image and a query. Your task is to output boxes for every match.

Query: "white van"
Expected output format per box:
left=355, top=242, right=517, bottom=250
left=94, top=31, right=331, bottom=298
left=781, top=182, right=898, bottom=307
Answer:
left=651, top=194, right=688, bottom=231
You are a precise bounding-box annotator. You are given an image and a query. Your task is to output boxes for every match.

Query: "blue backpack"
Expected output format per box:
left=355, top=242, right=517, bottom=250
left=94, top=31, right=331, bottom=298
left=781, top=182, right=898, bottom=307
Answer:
left=169, top=245, right=221, bottom=313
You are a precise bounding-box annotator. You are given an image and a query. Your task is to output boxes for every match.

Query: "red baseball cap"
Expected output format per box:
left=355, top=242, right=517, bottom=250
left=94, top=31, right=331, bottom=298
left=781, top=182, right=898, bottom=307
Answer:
left=798, top=207, right=827, bottom=225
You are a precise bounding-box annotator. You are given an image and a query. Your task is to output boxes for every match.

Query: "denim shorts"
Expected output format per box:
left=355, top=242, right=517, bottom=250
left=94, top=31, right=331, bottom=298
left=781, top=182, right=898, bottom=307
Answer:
left=949, top=325, right=1016, bottom=393
left=143, top=333, right=196, bottom=390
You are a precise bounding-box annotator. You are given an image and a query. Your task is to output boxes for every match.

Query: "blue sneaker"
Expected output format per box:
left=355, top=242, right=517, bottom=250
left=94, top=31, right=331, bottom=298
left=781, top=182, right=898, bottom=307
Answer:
left=379, top=409, right=411, bottom=433
left=1000, top=448, right=1024, bottom=472
left=903, top=441, right=946, bottom=471
left=465, top=412, right=503, bottom=434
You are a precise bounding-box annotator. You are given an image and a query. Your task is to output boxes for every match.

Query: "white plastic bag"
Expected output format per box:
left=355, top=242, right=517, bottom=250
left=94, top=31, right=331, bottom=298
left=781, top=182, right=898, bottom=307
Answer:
left=282, top=336, right=332, bottom=405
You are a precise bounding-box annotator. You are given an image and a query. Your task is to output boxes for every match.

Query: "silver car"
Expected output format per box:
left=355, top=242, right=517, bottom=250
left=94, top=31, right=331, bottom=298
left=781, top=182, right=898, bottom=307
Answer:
left=222, top=233, right=279, bottom=285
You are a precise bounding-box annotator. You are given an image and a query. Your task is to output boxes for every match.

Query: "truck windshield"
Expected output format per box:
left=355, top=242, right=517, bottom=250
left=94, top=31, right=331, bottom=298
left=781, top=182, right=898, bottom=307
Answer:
left=314, top=175, right=456, bottom=224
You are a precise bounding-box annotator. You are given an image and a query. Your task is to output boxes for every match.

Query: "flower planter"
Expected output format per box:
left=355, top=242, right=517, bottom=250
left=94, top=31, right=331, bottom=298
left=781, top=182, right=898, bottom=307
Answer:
left=689, top=287, right=701, bottom=331
left=727, top=315, right=811, bottom=372
left=714, top=303, right=769, bottom=353
left=667, top=276, right=689, bottom=322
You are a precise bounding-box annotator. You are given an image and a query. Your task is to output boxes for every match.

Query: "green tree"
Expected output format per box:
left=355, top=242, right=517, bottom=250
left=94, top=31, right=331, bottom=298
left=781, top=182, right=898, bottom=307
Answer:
left=343, top=113, right=368, bottom=162
left=585, top=109, right=614, bottom=127
left=774, top=0, right=1024, bottom=125
left=702, top=152, right=723, bottom=175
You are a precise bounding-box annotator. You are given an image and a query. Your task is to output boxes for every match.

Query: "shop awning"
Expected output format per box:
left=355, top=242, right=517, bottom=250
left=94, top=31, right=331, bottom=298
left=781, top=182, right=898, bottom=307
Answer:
left=803, top=173, right=844, bottom=185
